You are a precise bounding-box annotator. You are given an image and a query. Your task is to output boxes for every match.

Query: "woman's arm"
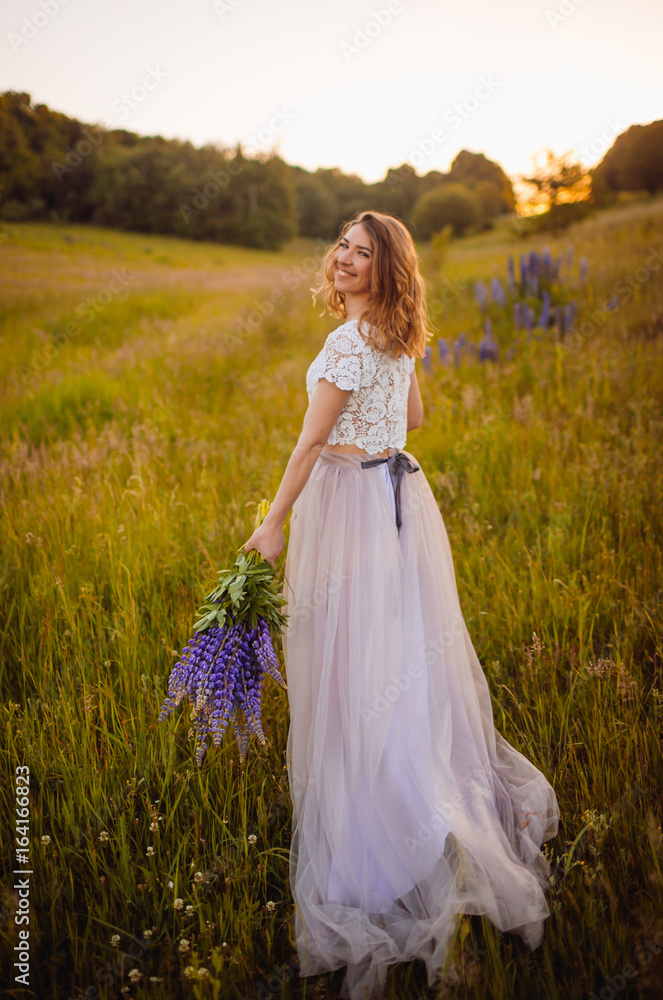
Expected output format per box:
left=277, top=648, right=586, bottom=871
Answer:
left=407, top=366, right=424, bottom=430
left=241, top=378, right=352, bottom=565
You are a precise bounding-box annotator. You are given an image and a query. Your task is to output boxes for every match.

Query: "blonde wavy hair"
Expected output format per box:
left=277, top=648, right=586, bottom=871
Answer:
left=310, top=210, right=433, bottom=360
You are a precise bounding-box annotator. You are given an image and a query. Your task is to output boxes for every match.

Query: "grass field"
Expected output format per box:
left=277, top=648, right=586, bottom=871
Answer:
left=1, top=201, right=662, bottom=1000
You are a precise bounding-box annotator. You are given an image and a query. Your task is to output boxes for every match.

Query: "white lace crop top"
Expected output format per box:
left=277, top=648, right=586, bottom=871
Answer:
left=305, top=319, right=416, bottom=454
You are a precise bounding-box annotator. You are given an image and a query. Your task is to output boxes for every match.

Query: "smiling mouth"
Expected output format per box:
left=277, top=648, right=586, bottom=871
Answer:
left=337, top=267, right=355, bottom=277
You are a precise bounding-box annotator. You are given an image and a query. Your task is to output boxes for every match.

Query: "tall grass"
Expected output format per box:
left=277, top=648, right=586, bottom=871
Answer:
left=1, top=205, right=662, bottom=999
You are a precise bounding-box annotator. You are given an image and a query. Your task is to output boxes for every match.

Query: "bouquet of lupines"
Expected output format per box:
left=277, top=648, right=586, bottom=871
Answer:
left=158, top=500, right=288, bottom=767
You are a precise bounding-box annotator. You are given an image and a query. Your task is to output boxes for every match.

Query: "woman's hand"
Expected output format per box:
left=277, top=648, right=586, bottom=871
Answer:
left=242, top=520, right=285, bottom=568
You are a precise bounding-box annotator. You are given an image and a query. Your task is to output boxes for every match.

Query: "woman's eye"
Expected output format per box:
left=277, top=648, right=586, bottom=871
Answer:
left=339, top=243, right=368, bottom=257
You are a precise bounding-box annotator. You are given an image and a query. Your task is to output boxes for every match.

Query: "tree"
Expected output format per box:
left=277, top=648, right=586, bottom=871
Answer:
left=593, top=120, right=663, bottom=195
left=518, top=148, right=591, bottom=214
left=449, top=150, right=515, bottom=213
left=291, top=169, right=339, bottom=239
left=411, top=183, right=481, bottom=239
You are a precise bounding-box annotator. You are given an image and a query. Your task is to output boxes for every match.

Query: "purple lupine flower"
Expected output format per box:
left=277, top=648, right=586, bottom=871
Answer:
left=422, top=346, right=432, bottom=373
left=567, top=244, right=574, bottom=266
left=159, top=611, right=286, bottom=766
left=160, top=500, right=289, bottom=766
left=490, top=278, right=505, bottom=306
left=453, top=333, right=466, bottom=367
left=529, top=250, right=539, bottom=277
left=514, top=302, right=521, bottom=330
left=479, top=330, right=498, bottom=362
left=579, top=256, right=587, bottom=282
left=437, top=338, right=450, bottom=363
left=474, top=280, right=488, bottom=310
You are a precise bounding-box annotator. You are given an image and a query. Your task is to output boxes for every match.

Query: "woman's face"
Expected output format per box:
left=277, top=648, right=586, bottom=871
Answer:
left=333, top=223, right=374, bottom=295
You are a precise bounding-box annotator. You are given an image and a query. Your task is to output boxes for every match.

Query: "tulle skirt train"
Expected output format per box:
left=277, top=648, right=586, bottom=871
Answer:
left=281, top=447, right=560, bottom=1000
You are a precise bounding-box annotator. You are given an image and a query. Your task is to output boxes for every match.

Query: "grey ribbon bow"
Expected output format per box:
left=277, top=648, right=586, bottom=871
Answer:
left=360, top=451, right=420, bottom=531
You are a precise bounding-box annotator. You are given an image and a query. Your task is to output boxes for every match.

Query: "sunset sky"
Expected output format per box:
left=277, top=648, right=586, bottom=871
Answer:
left=2, top=0, right=661, bottom=200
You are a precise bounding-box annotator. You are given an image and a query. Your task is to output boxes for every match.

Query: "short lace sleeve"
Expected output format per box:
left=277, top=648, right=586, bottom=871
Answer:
left=315, top=325, right=364, bottom=392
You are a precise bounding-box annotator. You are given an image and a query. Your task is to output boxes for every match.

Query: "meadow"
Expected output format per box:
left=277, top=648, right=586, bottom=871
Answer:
left=0, top=199, right=662, bottom=1000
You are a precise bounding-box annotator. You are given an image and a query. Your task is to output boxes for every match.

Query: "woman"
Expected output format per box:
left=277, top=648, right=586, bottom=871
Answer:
left=243, top=210, right=560, bottom=1000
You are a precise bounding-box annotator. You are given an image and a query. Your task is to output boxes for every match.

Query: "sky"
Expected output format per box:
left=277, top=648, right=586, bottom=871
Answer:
left=2, top=0, right=662, bottom=201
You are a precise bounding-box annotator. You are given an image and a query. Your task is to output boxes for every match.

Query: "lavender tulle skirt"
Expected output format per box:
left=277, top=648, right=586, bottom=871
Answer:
left=282, top=447, right=560, bottom=1000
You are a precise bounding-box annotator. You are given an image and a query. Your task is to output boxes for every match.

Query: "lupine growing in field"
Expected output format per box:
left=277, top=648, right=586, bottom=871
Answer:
left=474, top=280, right=488, bottom=310
left=514, top=302, right=521, bottom=331
left=426, top=243, right=588, bottom=372
left=437, top=338, right=450, bottom=363
left=490, top=278, right=505, bottom=306
left=158, top=500, right=288, bottom=766
left=422, top=346, right=433, bottom=373
left=453, top=332, right=467, bottom=367
left=479, top=323, right=498, bottom=362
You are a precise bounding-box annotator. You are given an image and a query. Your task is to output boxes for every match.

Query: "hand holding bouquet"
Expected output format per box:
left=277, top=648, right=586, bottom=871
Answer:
left=158, top=500, right=288, bottom=766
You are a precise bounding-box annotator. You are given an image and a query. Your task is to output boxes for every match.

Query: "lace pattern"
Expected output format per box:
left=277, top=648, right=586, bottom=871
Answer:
left=305, top=320, right=416, bottom=454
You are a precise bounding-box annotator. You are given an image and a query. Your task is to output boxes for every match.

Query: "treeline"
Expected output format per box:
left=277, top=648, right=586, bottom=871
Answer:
left=1, top=92, right=660, bottom=250
left=0, top=91, right=515, bottom=250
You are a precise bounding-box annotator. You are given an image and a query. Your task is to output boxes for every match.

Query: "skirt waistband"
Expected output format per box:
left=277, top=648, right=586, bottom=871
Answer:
left=317, top=447, right=420, bottom=532
left=317, top=447, right=400, bottom=467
